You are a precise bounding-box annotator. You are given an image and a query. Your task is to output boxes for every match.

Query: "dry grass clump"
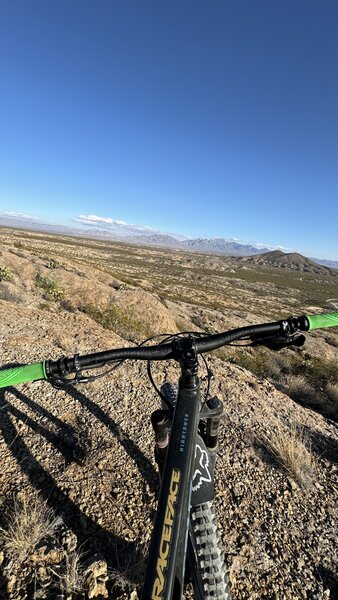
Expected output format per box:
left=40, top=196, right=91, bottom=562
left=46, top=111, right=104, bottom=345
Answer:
left=0, top=494, right=61, bottom=560
left=286, top=375, right=319, bottom=406
left=58, top=550, right=85, bottom=596
left=234, top=348, right=292, bottom=382
left=110, top=545, right=147, bottom=595
left=265, top=351, right=292, bottom=379
left=260, top=422, right=316, bottom=490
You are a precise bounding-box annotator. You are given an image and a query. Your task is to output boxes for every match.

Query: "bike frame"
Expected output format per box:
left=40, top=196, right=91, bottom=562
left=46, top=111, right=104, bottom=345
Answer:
left=142, top=338, right=220, bottom=600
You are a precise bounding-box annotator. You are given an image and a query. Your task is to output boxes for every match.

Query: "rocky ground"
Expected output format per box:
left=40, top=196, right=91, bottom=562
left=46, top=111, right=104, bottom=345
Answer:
left=0, top=232, right=337, bottom=599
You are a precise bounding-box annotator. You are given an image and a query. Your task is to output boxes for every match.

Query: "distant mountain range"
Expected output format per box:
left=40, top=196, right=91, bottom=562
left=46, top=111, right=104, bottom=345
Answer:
left=310, top=257, right=338, bottom=270
left=0, top=212, right=337, bottom=269
left=128, top=234, right=272, bottom=256
left=113, top=234, right=338, bottom=267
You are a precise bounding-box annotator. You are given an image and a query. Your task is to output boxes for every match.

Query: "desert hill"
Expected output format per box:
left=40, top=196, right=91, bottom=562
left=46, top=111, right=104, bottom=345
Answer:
left=239, top=249, right=337, bottom=276
left=0, top=230, right=337, bottom=599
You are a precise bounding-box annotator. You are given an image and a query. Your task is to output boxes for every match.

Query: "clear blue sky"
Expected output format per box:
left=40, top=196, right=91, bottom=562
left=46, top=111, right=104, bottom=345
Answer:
left=1, top=1, right=338, bottom=259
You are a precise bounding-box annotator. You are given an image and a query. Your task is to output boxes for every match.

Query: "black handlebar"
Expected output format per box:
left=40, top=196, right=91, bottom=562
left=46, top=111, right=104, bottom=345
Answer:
left=46, top=316, right=306, bottom=380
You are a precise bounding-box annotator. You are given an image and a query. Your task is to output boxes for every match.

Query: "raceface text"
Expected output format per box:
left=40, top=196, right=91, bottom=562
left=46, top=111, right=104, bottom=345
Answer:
left=151, top=468, right=181, bottom=599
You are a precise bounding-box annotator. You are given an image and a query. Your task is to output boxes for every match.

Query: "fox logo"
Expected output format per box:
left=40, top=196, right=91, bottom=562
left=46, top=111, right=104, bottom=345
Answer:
left=192, top=444, right=212, bottom=492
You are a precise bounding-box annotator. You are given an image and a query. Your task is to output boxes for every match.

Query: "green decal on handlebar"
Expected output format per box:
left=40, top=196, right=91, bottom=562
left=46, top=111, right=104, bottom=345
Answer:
left=0, top=362, right=47, bottom=389
left=306, top=312, right=338, bottom=331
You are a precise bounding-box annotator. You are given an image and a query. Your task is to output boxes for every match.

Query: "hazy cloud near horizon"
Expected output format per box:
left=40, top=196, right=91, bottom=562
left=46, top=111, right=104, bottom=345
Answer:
left=73, top=214, right=161, bottom=235
left=0, top=210, right=35, bottom=219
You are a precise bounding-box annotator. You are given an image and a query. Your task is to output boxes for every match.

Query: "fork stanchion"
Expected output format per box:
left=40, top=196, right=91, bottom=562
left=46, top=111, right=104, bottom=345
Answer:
left=205, top=397, right=223, bottom=450
left=151, top=409, right=171, bottom=478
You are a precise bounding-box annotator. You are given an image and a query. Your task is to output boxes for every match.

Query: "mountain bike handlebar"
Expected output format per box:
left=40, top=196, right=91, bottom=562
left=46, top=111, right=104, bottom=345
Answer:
left=0, top=311, right=337, bottom=389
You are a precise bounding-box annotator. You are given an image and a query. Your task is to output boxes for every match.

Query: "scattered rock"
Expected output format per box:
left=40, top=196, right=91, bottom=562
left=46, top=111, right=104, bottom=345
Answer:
left=84, top=554, right=109, bottom=599
left=30, top=546, right=64, bottom=565
left=36, top=566, right=52, bottom=588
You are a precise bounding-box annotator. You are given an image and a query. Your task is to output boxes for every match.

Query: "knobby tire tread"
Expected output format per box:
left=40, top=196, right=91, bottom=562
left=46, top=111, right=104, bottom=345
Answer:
left=189, top=502, right=232, bottom=599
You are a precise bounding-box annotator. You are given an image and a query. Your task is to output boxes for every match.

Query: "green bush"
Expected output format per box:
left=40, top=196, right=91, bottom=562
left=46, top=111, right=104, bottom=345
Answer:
left=81, top=304, right=150, bottom=341
left=233, top=347, right=273, bottom=378
left=46, top=258, right=61, bottom=269
left=0, top=265, right=14, bottom=282
left=233, top=347, right=338, bottom=419
left=293, top=355, right=338, bottom=388
left=35, top=274, right=64, bottom=301
left=234, top=347, right=337, bottom=388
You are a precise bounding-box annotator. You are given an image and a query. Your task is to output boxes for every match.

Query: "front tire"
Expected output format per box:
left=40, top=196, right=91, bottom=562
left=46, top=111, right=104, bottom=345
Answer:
left=189, top=502, right=232, bottom=599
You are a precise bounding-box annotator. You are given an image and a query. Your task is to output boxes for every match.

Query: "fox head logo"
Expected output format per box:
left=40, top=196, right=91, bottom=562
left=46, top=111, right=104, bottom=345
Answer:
left=192, top=444, right=212, bottom=492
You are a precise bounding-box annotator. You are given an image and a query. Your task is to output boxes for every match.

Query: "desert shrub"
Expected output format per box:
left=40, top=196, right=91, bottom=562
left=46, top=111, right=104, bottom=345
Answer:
left=0, top=265, right=13, bottom=282
left=234, top=348, right=272, bottom=378
left=259, top=422, right=315, bottom=490
left=39, top=302, right=52, bottom=311
left=46, top=258, right=61, bottom=269
left=293, top=355, right=338, bottom=388
left=81, top=304, right=151, bottom=341
left=286, top=375, right=320, bottom=406
left=0, top=494, right=61, bottom=560
left=35, top=274, right=64, bottom=301
left=260, top=351, right=293, bottom=380
left=235, top=348, right=337, bottom=398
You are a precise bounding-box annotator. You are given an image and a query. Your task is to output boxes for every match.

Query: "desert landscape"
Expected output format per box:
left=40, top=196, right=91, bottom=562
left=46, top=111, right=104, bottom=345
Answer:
left=0, top=226, right=337, bottom=599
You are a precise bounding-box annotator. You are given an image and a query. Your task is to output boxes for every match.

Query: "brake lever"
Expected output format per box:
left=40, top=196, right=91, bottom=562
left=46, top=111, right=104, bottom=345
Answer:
left=250, top=334, right=306, bottom=351
left=48, top=372, right=92, bottom=389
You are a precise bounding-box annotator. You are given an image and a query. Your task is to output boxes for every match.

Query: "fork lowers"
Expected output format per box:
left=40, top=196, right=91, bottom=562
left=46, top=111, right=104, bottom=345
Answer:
left=151, top=409, right=171, bottom=477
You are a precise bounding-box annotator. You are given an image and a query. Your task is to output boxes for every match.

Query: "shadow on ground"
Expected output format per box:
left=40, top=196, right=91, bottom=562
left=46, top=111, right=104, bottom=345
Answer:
left=302, top=425, right=338, bottom=464
left=0, top=383, right=158, bottom=596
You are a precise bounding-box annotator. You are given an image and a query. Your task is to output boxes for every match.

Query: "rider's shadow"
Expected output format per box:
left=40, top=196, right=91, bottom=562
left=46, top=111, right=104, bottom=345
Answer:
left=0, top=388, right=141, bottom=552
left=1, top=387, right=85, bottom=465
left=4, top=383, right=158, bottom=492
left=0, top=387, right=146, bottom=581
left=64, top=383, right=158, bottom=493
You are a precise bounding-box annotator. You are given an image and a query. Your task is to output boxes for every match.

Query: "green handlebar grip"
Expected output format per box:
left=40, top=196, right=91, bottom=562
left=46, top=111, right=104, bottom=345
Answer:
left=306, top=312, right=338, bottom=331
left=0, top=362, right=47, bottom=389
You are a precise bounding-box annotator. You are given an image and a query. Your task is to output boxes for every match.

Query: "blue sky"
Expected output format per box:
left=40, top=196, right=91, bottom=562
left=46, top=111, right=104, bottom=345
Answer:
left=0, top=1, right=338, bottom=259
